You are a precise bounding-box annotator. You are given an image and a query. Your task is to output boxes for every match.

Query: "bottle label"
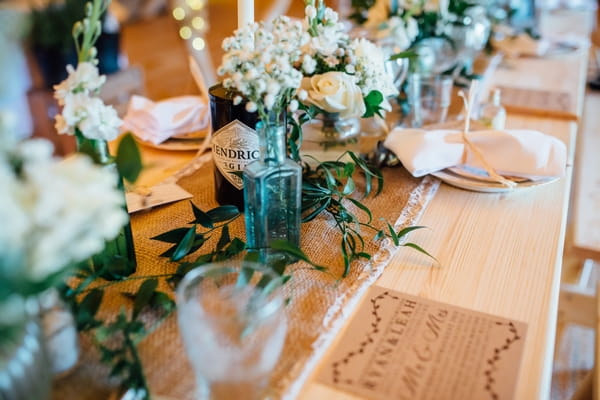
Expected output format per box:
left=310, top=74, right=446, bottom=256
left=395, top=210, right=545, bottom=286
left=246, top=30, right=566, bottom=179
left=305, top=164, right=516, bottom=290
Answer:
left=211, top=120, right=259, bottom=190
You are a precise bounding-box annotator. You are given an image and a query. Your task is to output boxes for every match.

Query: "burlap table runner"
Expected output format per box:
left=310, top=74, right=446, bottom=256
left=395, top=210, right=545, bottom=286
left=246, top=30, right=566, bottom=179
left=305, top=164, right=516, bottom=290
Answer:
left=53, top=153, right=439, bottom=399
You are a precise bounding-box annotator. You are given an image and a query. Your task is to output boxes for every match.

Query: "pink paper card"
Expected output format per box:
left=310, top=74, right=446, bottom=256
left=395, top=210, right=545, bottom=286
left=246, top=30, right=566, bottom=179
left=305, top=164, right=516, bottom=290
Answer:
left=318, top=286, right=527, bottom=400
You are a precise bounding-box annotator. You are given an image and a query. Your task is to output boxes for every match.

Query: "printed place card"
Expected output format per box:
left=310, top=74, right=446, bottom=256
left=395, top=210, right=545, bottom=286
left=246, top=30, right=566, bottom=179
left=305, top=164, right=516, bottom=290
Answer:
left=496, top=86, right=575, bottom=121
left=318, top=287, right=527, bottom=400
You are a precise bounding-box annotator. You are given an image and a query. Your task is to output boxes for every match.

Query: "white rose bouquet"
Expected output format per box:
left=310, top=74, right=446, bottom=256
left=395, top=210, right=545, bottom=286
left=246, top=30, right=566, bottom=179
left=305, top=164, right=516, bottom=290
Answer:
left=298, top=0, right=397, bottom=119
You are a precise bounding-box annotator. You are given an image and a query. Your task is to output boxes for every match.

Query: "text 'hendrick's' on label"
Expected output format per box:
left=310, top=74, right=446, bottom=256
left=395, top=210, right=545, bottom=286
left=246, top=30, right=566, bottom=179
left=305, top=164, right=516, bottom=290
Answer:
left=211, top=120, right=259, bottom=190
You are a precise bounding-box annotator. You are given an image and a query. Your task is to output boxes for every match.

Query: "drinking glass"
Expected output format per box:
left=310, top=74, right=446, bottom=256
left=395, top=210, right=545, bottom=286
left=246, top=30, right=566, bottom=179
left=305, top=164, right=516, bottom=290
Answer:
left=176, top=261, right=288, bottom=400
left=406, top=74, right=454, bottom=128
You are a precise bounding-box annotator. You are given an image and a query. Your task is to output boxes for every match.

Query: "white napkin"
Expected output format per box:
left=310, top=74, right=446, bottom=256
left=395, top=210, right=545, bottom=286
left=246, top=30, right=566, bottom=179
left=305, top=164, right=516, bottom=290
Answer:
left=384, top=128, right=567, bottom=180
left=491, top=34, right=551, bottom=58
left=123, top=95, right=209, bottom=144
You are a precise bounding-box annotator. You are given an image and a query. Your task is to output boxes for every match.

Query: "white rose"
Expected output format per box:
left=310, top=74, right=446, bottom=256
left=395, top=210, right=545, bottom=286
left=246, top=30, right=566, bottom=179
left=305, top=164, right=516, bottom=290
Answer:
left=300, top=72, right=366, bottom=119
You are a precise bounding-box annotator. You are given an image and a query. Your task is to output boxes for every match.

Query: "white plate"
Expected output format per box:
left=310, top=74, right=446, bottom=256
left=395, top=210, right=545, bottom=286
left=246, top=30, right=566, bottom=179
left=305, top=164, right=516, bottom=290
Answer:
left=133, top=128, right=208, bottom=151
left=171, top=129, right=208, bottom=140
left=135, top=136, right=207, bottom=151
left=431, top=168, right=559, bottom=193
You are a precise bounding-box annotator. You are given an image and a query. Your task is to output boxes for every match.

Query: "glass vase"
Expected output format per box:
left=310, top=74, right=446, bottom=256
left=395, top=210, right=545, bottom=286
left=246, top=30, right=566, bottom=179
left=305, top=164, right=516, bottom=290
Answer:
left=301, top=112, right=360, bottom=144
left=0, top=318, right=52, bottom=400
left=75, top=133, right=136, bottom=275
left=243, top=117, right=301, bottom=260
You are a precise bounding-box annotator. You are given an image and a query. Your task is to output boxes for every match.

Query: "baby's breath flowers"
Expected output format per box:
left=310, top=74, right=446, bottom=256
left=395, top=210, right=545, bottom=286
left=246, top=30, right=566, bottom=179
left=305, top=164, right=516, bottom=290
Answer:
left=218, top=16, right=309, bottom=122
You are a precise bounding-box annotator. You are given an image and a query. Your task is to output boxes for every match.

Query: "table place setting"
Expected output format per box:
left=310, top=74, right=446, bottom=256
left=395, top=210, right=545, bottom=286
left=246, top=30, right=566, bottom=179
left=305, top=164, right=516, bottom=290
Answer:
left=384, top=127, right=567, bottom=192
left=1, top=0, right=591, bottom=398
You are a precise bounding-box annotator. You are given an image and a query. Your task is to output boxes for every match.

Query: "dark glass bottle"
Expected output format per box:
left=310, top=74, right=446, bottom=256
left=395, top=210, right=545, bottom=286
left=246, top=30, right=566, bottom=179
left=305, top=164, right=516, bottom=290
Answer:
left=75, top=132, right=136, bottom=278
left=209, top=83, right=259, bottom=209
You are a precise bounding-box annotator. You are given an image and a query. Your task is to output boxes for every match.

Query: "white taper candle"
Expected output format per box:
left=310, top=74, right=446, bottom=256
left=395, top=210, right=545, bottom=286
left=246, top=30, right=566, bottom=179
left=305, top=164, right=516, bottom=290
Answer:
left=237, top=0, right=254, bottom=29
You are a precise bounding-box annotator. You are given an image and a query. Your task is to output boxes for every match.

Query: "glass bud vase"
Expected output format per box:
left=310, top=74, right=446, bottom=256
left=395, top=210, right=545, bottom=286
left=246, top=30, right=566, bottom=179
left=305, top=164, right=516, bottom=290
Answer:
left=302, top=112, right=360, bottom=144
left=243, top=118, right=302, bottom=260
left=75, top=132, right=136, bottom=275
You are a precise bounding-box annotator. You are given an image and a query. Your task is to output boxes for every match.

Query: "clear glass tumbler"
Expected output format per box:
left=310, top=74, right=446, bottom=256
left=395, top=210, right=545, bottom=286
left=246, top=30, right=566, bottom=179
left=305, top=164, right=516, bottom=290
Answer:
left=176, top=261, right=288, bottom=400
left=407, top=74, right=454, bottom=128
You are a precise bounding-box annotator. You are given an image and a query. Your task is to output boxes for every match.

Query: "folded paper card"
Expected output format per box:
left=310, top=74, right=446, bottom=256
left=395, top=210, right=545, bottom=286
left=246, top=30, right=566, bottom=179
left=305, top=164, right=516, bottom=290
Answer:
left=384, top=128, right=567, bottom=180
left=123, top=95, right=209, bottom=145
left=126, top=182, right=193, bottom=213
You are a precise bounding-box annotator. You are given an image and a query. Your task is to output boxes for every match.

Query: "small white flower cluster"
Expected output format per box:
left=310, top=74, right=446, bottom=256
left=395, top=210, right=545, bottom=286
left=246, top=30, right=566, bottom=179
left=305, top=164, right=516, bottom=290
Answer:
left=218, top=16, right=309, bottom=117
left=351, top=38, right=398, bottom=101
left=0, top=138, right=128, bottom=283
left=54, top=62, right=122, bottom=141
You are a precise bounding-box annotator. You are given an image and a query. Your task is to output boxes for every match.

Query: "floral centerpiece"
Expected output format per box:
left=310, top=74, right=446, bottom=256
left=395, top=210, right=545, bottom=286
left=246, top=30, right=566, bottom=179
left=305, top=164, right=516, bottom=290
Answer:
left=352, top=0, right=490, bottom=75
left=0, top=116, right=128, bottom=398
left=217, top=15, right=308, bottom=252
left=296, top=0, right=397, bottom=142
left=299, top=0, right=397, bottom=118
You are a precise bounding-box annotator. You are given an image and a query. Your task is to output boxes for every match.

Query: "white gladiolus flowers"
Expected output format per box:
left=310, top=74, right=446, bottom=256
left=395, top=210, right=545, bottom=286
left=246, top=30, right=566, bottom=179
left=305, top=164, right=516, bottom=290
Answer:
left=54, top=61, right=122, bottom=141
left=0, top=138, right=128, bottom=282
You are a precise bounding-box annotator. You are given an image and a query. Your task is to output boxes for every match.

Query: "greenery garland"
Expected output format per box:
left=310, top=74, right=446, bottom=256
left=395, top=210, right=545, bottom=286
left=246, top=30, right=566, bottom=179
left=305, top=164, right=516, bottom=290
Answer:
left=58, top=1, right=434, bottom=398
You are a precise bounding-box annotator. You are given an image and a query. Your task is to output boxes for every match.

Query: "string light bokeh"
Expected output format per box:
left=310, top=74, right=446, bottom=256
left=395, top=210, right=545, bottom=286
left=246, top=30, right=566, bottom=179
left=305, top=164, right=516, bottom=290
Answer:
left=171, top=0, right=208, bottom=51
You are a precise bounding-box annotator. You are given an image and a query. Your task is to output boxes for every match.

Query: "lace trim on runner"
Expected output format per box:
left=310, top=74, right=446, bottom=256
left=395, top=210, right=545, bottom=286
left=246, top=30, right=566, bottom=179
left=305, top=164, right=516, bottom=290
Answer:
left=277, top=175, right=440, bottom=400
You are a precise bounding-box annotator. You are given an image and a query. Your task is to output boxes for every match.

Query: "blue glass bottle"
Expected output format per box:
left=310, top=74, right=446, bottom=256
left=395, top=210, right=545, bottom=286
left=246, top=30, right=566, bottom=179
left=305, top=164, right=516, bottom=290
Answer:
left=243, top=118, right=302, bottom=257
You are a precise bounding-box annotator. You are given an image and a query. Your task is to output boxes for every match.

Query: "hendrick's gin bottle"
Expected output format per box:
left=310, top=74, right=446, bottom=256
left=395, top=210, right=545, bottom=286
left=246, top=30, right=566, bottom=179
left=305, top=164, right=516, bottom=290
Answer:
left=209, top=83, right=259, bottom=209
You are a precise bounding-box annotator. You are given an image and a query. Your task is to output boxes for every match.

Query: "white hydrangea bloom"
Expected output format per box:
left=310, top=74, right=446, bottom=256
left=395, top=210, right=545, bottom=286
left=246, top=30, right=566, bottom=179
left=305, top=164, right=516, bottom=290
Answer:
left=0, top=138, right=128, bottom=282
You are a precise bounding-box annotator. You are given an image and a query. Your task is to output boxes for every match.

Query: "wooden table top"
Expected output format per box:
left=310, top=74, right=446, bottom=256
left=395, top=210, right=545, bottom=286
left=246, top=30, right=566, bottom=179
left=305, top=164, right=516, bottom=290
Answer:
left=90, top=5, right=593, bottom=400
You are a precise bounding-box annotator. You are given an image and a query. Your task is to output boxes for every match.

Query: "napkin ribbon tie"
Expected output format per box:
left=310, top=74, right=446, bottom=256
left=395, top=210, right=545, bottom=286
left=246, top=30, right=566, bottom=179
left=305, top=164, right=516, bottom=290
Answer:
left=459, top=82, right=517, bottom=188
